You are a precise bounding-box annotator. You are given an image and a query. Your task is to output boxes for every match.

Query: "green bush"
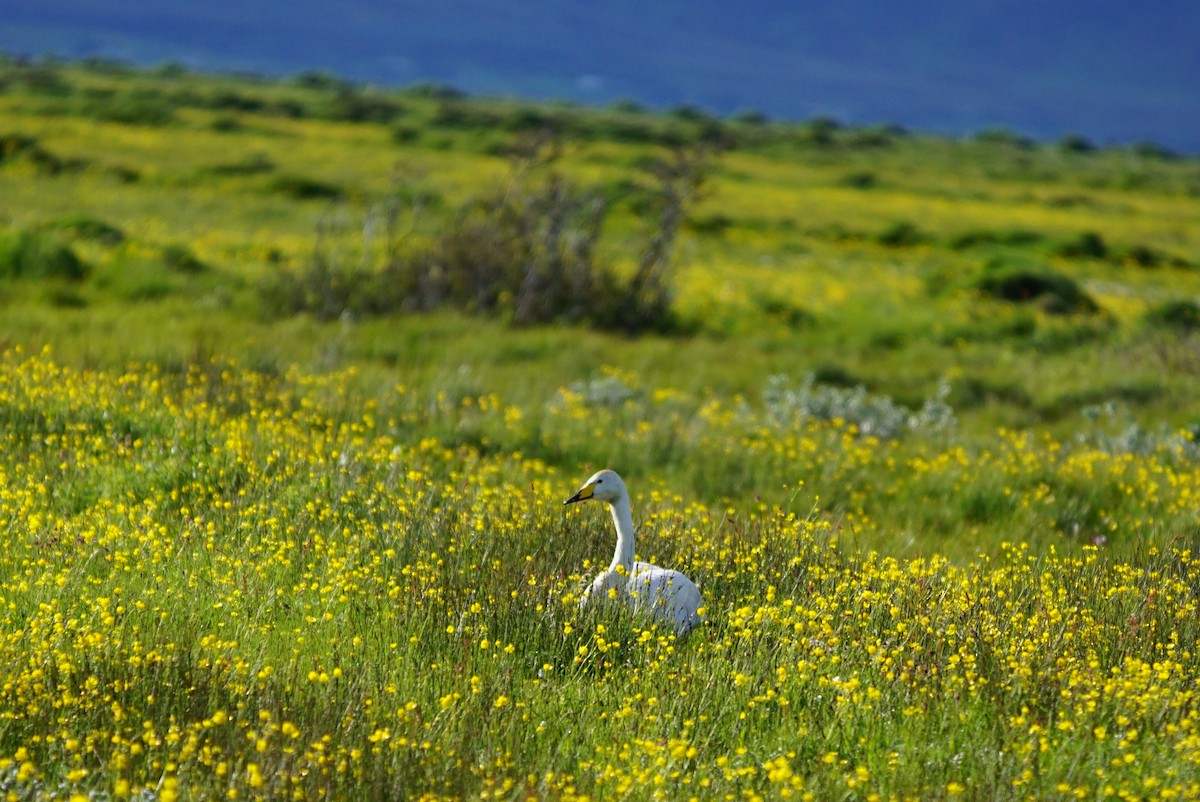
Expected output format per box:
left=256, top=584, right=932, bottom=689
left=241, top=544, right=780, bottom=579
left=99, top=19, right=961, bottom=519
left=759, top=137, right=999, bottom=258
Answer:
left=973, top=127, right=1034, bottom=149
left=752, top=295, right=814, bottom=330
left=0, top=133, right=39, bottom=161
left=392, top=125, right=420, bottom=144
left=877, top=221, right=926, bottom=248
left=161, top=243, right=206, bottom=273
left=731, top=109, right=769, bottom=125
left=205, top=154, right=275, bottom=177
left=326, top=89, right=404, bottom=123
left=841, top=172, right=879, bottom=189
left=686, top=213, right=734, bottom=236
left=847, top=125, right=904, bottom=148
left=949, top=228, right=1045, bottom=250
left=1122, top=244, right=1192, bottom=270
left=79, top=89, right=177, bottom=126
left=1130, top=141, right=1178, bottom=161
left=587, top=116, right=683, bottom=146
left=292, top=71, right=353, bottom=92
left=1058, top=134, right=1096, bottom=154
left=269, top=174, right=343, bottom=201
left=1055, top=231, right=1109, bottom=260
left=800, top=116, right=841, bottom=146
left=44, top=284, right=88, bottom=308
left=1125, top=244, right=1165, bottom=268
left=432, top=101, right=504, bottom=130
left=42, top=215, right=125, bottom=246
left=1143, top=299, right=1200, bottom=332
left=9, top=61, right=70, bottom=94
left=205, top=89, right=265, bottom=113
left=0, top=228, right=89, bottom=281
left=975, top=263, right=1099, bottom=315
left=499, top=106, right=561, bottom=133
left=0, top=133, right=68, bottom=174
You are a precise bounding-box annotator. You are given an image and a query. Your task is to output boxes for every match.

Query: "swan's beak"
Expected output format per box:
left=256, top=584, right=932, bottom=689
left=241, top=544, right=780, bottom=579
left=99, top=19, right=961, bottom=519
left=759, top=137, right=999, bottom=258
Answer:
left=563, top=483, right=595, bottom=505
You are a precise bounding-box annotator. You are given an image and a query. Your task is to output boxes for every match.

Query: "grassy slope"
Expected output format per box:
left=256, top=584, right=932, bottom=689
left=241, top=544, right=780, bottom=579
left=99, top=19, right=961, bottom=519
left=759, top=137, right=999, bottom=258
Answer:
left=2, top=61, right=1199, bottom=515
left=2, top=66, right=1197, bottom=431
left=1, top=60, right=1200, bottom=800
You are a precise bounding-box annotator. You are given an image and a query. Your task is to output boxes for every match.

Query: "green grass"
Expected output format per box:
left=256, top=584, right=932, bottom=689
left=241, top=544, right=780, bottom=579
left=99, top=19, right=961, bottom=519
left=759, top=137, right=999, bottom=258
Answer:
left=0, top=57, right=1199, bottom=800
left=0, top=350, right=1198, bottom=800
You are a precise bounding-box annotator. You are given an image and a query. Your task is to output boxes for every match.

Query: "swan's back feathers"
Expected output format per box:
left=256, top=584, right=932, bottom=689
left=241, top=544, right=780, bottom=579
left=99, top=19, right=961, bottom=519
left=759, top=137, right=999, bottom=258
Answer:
left=633, top=564, right=706, bottom=636
left=580, top=562, right=706, bottom=637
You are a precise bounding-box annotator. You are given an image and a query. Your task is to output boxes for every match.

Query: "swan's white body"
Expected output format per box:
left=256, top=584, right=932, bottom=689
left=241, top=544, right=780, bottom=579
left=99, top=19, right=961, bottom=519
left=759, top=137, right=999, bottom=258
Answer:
left=565, top=469, right=705, bottom=637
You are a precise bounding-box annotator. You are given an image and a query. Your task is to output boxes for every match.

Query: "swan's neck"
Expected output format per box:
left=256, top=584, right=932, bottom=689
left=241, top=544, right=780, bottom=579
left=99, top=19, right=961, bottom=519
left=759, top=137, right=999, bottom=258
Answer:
left=608, top=496, right=636, bottom=572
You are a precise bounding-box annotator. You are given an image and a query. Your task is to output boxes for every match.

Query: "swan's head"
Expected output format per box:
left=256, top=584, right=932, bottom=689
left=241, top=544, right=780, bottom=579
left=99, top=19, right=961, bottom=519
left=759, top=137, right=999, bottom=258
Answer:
left=563, top=469, right=627, bottom=505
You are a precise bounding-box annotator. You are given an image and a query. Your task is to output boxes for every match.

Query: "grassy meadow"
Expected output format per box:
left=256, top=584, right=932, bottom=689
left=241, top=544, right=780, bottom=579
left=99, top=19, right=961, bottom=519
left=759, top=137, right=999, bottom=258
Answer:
left=2, top=57, right=1200, bottom=799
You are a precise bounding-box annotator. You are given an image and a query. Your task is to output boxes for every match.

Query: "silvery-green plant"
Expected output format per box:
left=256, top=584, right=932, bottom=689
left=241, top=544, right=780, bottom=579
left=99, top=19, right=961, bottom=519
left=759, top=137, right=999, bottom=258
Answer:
left=1079, top=402, right=1200, bottom=459
left=764, top=373, right=955, bottom=439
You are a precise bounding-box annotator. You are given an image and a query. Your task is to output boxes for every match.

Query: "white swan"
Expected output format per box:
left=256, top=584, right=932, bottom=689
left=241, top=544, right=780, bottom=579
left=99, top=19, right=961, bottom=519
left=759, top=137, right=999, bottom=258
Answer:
left=564, top=469, right=705, bottom=637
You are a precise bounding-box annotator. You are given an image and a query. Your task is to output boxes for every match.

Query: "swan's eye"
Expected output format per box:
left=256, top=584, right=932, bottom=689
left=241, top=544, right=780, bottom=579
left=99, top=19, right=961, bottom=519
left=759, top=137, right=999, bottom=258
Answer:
left=596, top=478, right=604, bottom=484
